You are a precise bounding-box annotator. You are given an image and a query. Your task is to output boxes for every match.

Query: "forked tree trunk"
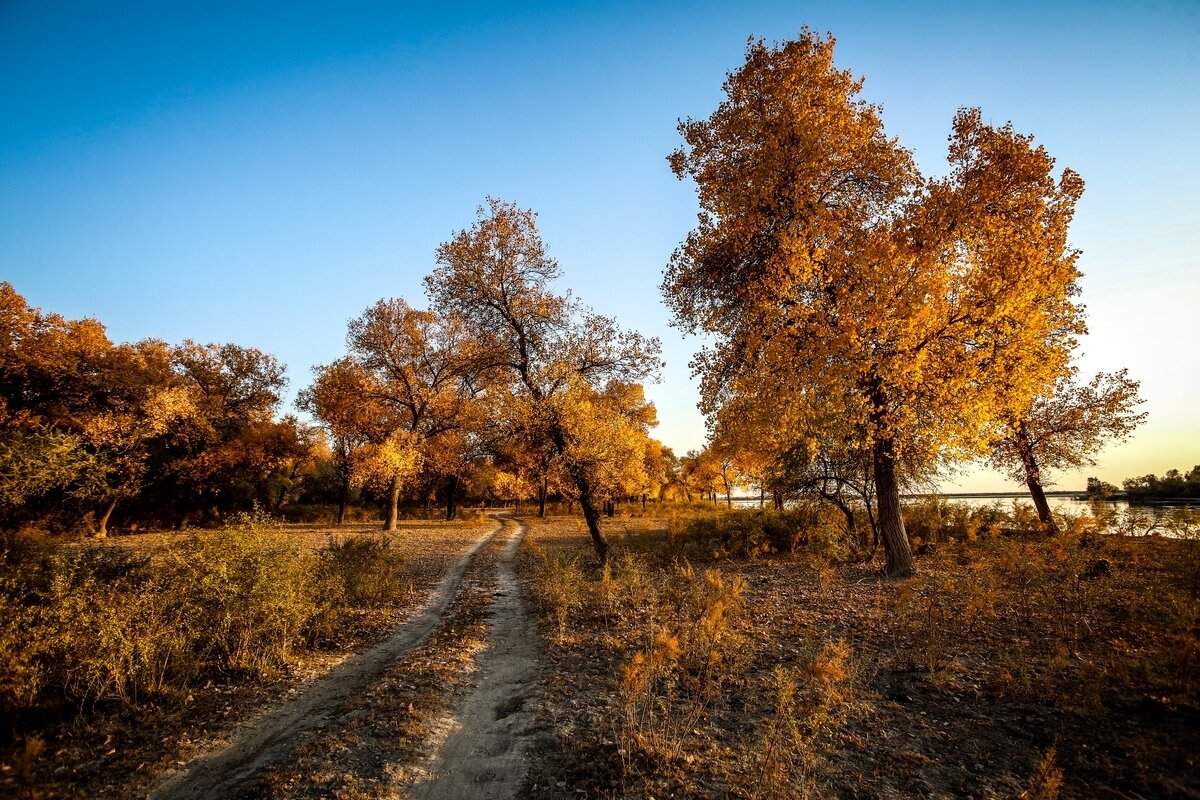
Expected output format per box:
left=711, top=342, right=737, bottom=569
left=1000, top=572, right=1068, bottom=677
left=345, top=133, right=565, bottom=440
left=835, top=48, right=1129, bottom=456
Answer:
left=1014, top=424, right=1059, bottom=533
left=873, top=436, right=915, bottom=577
left=385, top=477, right=401, bottom=531
left=96, top=496, right=118, bottom=538
left=445, top=474, right=459, bottom=521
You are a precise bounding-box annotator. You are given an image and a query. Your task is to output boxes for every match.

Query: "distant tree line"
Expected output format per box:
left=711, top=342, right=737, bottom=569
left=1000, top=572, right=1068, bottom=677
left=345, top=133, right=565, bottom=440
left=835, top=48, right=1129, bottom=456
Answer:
left=0, top=200, right=676, bottom=548
left=1087, top=466, right=1200, bottom=501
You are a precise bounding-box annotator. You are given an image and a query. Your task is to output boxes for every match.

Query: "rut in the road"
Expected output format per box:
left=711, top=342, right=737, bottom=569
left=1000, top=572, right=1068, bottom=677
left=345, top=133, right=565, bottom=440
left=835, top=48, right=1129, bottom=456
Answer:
left=406, top=518, right=541, bottom=800
left=151, top=519, right=505, bottom=800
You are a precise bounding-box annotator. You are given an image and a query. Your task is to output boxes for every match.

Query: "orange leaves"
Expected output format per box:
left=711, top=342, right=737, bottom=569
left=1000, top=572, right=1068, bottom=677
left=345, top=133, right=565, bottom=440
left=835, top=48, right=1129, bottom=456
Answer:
left=665, top=30, right=1087, bottom=473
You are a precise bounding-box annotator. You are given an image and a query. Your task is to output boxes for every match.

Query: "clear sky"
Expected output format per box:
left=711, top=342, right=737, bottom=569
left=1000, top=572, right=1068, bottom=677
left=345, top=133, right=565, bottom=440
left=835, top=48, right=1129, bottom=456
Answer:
left=2, top=1, right=1197, bottom=492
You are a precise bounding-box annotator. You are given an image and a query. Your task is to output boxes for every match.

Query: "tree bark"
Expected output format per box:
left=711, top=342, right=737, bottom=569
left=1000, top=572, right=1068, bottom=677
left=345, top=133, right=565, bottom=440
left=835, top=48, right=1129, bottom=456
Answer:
left=578, top=483, right=610, bottom=565
left=1015, top=424, right=1058, bottom=533
left=445, top=474, right=459, bottom=521
left=538, top=474, right=547, bottom=518
left=96, top=496, right=118, bottom=538
left=872, top=436, right=915, bottom=577
left=385, top=477, right=401, bottom=531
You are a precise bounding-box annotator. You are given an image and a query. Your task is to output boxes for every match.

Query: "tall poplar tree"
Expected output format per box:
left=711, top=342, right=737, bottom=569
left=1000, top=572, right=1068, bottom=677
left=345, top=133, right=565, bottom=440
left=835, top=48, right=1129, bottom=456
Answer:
left=427, top=199, right=661, bottom=563
left=663, top=32, right=1085, bottom=576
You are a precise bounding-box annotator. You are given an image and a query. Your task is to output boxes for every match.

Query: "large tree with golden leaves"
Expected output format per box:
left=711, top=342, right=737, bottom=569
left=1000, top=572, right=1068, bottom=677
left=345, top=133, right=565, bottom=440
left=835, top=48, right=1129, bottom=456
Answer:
left=428, top=199, right=661, bottom=563
left=663, top=32, right=1085, bottom=576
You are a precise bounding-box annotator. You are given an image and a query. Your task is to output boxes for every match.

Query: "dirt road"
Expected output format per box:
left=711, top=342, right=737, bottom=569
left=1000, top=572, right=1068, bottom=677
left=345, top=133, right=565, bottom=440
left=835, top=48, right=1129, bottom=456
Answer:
left=404, top=518, right=540, bottom=799
left=150, top=516, right=541, bottom=800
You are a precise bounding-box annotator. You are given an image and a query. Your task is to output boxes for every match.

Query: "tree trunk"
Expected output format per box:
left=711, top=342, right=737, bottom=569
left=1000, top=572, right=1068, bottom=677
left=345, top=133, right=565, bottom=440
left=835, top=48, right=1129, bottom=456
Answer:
left=641, top=493, right=647, bottom=511
left=1014, top=425, right=1058, bottom=533
left=829, top=495, right=857, bottom=543
left=96, top=496, right=118, bottom=538
left=336, top=477, right=348, bottom=525
left=873, top=436, right=915, bottom=577
left=538, top=475, right=547, bottom=518
left=759, top=487, right=765, bottom=508
left=385, top=477, right=401, bottom=531
left=179, top=510, right=190, bottom=531
left=445, top=474, right=459, bottom=521
left=575, top=479, right=610, bottom=565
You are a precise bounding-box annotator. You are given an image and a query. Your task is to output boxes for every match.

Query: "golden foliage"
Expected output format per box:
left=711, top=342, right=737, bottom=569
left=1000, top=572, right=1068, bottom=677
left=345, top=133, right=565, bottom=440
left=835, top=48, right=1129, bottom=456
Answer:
left=663, top=31, right=1086, bottom=574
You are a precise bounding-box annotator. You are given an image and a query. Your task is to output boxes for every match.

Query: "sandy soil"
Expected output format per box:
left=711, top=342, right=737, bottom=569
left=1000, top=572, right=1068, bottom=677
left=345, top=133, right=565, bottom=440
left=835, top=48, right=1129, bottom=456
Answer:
left=403, top=518, right=542, bottom=799
left=148, top=518, right=505, bottom=800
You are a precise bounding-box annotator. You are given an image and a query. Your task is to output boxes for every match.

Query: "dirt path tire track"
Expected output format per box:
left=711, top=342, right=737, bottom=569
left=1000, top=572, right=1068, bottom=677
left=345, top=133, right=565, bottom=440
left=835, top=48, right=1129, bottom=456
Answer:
left=405, top=517, right=540, bottom=800
left=150, top=518, right=507, bottom=800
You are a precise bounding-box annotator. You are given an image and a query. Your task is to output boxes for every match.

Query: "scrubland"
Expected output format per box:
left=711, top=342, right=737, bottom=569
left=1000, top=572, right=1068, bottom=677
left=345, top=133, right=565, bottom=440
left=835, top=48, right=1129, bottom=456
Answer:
left=3, top=502, right=1197, bottom=799
left=0, top=514, right=490, bottom=799
left=520, top=503, right=1200, bottom=799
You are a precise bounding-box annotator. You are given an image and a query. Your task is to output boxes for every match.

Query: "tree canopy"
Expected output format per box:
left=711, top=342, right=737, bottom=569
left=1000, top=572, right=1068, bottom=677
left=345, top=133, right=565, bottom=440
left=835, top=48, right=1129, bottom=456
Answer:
left=428, top=198, right=662, bottom=562
left=663, top=31, right=1086, bottom=575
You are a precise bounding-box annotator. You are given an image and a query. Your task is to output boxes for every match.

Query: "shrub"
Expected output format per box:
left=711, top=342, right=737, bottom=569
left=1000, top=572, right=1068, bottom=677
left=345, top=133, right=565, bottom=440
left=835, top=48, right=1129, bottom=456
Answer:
left=527, top=543, right=588, bottom=639
left=315, top=535, right=410, bottom=607
left=666, top=507, right=843, bottom=560
left=0, top=516, right=416, bottom=714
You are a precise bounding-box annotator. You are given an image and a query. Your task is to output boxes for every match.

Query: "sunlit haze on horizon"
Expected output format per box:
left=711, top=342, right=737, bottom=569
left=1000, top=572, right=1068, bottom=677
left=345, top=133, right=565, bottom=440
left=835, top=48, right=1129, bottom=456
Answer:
left=2, top=0, right=1196, bottom=493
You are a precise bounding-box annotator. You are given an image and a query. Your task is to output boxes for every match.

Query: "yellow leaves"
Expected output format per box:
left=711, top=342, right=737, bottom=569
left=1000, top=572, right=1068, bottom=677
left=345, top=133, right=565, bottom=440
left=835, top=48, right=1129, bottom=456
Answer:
left=668, top=31, right=1088, bottom=487
left=350, top=431, right=422, bottom=493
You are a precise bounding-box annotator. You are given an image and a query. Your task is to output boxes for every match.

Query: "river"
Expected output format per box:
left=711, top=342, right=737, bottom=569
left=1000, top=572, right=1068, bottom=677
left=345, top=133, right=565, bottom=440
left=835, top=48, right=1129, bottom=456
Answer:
left=729, top=493, right=1198, bottom=537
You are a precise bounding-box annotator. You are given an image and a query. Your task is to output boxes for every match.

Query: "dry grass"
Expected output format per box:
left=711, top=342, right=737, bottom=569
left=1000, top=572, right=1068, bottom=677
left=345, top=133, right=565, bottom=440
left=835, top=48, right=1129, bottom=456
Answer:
left=0, top=516, right=493, bottom=800
left=518, top=509, right=1200, bottom=799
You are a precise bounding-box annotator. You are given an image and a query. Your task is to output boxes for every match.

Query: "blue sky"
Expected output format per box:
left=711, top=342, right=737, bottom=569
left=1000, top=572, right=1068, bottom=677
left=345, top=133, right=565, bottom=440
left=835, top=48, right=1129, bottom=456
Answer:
left=2, top=1, right=1197, bottom=491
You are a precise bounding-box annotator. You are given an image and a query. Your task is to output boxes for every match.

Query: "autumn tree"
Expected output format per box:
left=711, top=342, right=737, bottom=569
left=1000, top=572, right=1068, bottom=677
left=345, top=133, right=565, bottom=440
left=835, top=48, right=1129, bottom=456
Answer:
left=302, top=300, right=480, bottom=529
left=988, top=368, right=1145, bottom=531
left=1, top=284, right=109, bottom=524
left=680, top=449, right=722, bottom=504
left=297, top=357, right=382, bottom=524
left=81, top=339, right=193, bottom=535
left=0, top=284, right=196, bottom=533
left=663, top=32, right=1085, bottom=576
left=427, top=199, right=661, bottom=563
left=640, top=439, right=677, bottom=507
left=346, top=299, right=484, bottom=528
left=555, top=378, right=658, bottom=516
left=149, top=341, right=295, bottom=528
